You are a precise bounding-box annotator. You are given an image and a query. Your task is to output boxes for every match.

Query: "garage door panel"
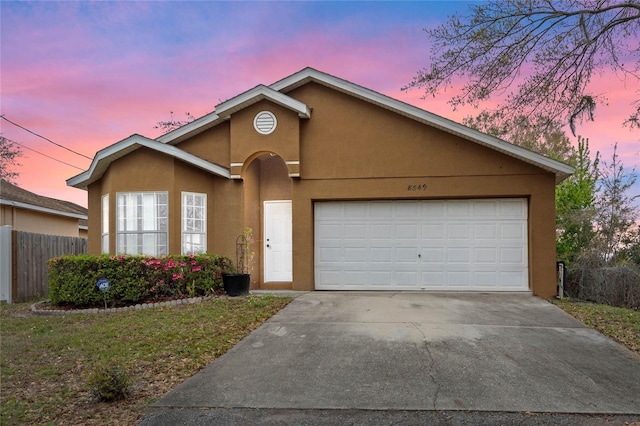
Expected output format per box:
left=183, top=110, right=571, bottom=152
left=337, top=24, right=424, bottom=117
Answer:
left=371, top=224, right=394, bottom=239
left=475, top=247, right=498, bottom=263
left=473, top=200, right=498, bottom=216
left=370, top=271, right=392, bottom=285
left=447, top=224, right=472, bottom=239
left=396, top=271, right=419, bottom=285
left=396, top=202, right=421, bottom=217
left=371, top=247, right=392, bottom=261
left=501, top=247, right=526, bottom=264
left=370, top=202, right=393, bottom=217
left=474, top=272, right=498, bottom=286
left=345, top=224, right=367, bottom=239
left=447, top=201, right=472, bottom=217
left=448, top=272, right=471, bottom=286
left=422, top=224, right=445, bottom=240
left=396, top=224, right=419, bottom=239
left=475, top=224, right=498, bottom=239
left=447, top=248, right=471, bottom=263
left=315, top=199, right=528, bottom=291
left=501, top=223, right=525, bottom=239
left=422, top=247, right=444, bottom=262
left=396, top=247, right=418, bottom=262
left=345, top=203, right=367, bottom=217
left=500, top=199, right=527, bottom=217
left=344, top=247, right=367, bottom=262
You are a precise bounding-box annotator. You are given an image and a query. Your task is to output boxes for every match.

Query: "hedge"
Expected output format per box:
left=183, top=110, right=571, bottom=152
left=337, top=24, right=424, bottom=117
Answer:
left=48, top=253, right=232, bottom=308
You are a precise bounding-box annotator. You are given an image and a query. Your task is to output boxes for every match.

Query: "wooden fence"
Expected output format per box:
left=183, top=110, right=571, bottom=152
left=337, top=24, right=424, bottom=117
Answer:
left=10, top=230, right=87, bottom=302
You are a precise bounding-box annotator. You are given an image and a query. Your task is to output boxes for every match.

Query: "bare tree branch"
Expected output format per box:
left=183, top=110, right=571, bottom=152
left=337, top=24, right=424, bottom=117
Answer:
left=406, top=0, right=640, bottom=135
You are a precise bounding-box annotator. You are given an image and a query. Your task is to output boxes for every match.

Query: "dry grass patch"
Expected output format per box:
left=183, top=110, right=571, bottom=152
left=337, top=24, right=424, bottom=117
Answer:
left=553, top=299, right=640, bottom=354
left=0, top=295, right=290, bottom=425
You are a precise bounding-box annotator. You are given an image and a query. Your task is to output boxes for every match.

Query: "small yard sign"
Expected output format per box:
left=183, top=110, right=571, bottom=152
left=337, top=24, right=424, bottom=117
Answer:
left=97, top=278, right=110, bottom=292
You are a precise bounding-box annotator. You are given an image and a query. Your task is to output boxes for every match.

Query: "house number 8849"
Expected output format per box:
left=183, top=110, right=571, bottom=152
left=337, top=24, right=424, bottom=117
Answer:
left=407, top=184, right=427, bottom=191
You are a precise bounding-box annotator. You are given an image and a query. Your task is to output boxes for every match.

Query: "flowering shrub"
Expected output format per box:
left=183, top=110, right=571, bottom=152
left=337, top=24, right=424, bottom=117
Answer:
left=48, top=253, right=232, bottom=308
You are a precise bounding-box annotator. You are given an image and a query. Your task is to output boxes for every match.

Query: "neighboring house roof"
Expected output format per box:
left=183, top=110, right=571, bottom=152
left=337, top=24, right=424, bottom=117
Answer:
left=66, top=134, right=230, bottom=190
left=0, top=179, right=88, bottom=220
left=68, top=67, right=574, bottom=190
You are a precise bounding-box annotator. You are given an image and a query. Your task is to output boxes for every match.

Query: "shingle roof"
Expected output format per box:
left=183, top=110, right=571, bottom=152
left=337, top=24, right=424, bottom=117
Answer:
left=1, top=179, right=87, bottom=218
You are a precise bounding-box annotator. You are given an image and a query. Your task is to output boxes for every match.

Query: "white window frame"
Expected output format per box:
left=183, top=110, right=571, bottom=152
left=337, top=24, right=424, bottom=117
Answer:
left=182, top=192, right=207, bottom=255
left=101, top=194, right=109, bottom=254
left=116, top=191, right=168, bottom=256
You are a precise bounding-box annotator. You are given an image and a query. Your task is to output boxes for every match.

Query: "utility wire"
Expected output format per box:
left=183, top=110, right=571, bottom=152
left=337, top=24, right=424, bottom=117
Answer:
left=1, top=114, right=93, bottom=160
left=4, top=137, right=85, bottom=171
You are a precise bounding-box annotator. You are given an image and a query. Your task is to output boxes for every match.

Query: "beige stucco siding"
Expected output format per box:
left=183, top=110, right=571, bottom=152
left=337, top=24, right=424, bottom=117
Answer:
left=174, top=124, right=230, bottom=166
left=1, top=205, right=81, bottom=237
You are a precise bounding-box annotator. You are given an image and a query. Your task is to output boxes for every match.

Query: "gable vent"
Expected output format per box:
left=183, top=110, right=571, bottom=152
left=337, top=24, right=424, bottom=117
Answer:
left=254, top=111, right=277, bottom=135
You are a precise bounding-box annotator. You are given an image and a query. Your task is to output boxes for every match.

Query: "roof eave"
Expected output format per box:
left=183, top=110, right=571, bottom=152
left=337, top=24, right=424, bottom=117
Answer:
left=67, top=134, right=230, bottom=190
left=0, top=199, right=87, bottom=220
left=156, top=111, right=223, bottom=145
left=215, top=85, right=311, bottom=119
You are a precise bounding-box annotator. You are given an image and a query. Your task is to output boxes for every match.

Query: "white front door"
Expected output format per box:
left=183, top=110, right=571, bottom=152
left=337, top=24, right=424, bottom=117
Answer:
left=264, top=200, right=293, bottom=282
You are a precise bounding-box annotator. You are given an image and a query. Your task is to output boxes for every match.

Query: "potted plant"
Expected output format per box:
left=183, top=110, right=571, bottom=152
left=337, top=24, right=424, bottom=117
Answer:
left=222, top=227, right=254, bottom=296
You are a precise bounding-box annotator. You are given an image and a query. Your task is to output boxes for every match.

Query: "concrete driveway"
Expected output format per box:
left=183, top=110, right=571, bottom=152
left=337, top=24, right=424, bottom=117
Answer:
left=140, top=292, right=640, bottom=424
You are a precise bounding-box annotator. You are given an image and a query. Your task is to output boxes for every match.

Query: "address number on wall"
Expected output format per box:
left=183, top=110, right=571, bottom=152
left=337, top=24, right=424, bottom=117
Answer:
left=407, top=184, right=428, bottom=191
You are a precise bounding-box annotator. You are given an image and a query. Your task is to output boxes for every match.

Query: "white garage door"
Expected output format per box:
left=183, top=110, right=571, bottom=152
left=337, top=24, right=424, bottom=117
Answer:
left=314, top=199, right=528, bottom=291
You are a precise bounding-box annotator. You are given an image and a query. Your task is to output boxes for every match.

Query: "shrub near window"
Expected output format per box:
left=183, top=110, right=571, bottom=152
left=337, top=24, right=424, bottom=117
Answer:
left=48, top=254, right=232, bottom=308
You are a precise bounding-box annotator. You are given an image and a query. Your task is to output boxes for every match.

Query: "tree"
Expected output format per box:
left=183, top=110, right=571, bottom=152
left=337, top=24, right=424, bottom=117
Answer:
left=463, top=111, right=573, bottom=160
left=555, top=137, right=599, bottom=264
left=0, top=136, right=23, bottom=183
left=154, top=112, right=196, bottom=133
left=406, top=1, right=640, bottom=134
left=592, top=142, right=639, bottom=262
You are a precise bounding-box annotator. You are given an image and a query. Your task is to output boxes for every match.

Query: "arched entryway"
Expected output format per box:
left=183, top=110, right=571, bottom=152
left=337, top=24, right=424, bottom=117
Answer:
left=242, top=152, right=293, bottom=289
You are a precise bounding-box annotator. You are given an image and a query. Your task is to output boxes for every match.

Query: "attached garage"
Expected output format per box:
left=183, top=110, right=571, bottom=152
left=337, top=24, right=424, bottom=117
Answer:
left=315, top=199, right=528, bottom=291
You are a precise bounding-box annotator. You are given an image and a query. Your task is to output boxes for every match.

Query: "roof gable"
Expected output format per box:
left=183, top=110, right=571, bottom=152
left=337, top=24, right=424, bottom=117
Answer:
left=67, top=134, right=230, bottom=190
left=216, top=84, right=311, bottom=119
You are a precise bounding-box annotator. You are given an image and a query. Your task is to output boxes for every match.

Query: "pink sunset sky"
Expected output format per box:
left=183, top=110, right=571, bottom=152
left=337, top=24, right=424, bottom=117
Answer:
left=1, top=1, right=638, bottom=209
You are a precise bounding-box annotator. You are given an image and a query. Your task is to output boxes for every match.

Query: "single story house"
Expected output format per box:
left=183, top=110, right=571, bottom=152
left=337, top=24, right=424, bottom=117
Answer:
left=1, top=179, right=88, bottom=238
left=67, top=68, right=573, bottom=298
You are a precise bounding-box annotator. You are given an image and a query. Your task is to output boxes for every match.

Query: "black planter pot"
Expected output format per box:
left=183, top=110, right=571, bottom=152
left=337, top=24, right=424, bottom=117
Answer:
left=222, top=273, right=250, bottom=297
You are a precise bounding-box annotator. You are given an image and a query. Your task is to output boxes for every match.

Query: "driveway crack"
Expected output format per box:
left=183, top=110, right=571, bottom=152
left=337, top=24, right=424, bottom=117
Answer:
left=412, top=322, right=439, bottom=410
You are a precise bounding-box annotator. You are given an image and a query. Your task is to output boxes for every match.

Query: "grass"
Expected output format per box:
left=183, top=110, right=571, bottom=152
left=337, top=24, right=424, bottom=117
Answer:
left=553, top=299, right=640, bottom=354
left=0, top=295, right=290, bottom=425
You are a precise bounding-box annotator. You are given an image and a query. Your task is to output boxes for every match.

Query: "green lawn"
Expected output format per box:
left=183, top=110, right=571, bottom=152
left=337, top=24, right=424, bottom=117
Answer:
left=553, top=299, right=640, bottom=354
left=0, top=295, right=290, bottom=425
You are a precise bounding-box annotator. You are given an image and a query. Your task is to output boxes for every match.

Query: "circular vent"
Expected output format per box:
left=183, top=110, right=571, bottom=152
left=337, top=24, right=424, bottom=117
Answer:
left=254, top=111, right=277, bottom=135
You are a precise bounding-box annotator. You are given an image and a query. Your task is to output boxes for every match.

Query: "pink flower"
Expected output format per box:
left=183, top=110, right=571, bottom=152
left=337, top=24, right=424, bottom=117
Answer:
left=172, top=273, right=183, bottom=281
left=192, top=266, right=202, bottom=272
